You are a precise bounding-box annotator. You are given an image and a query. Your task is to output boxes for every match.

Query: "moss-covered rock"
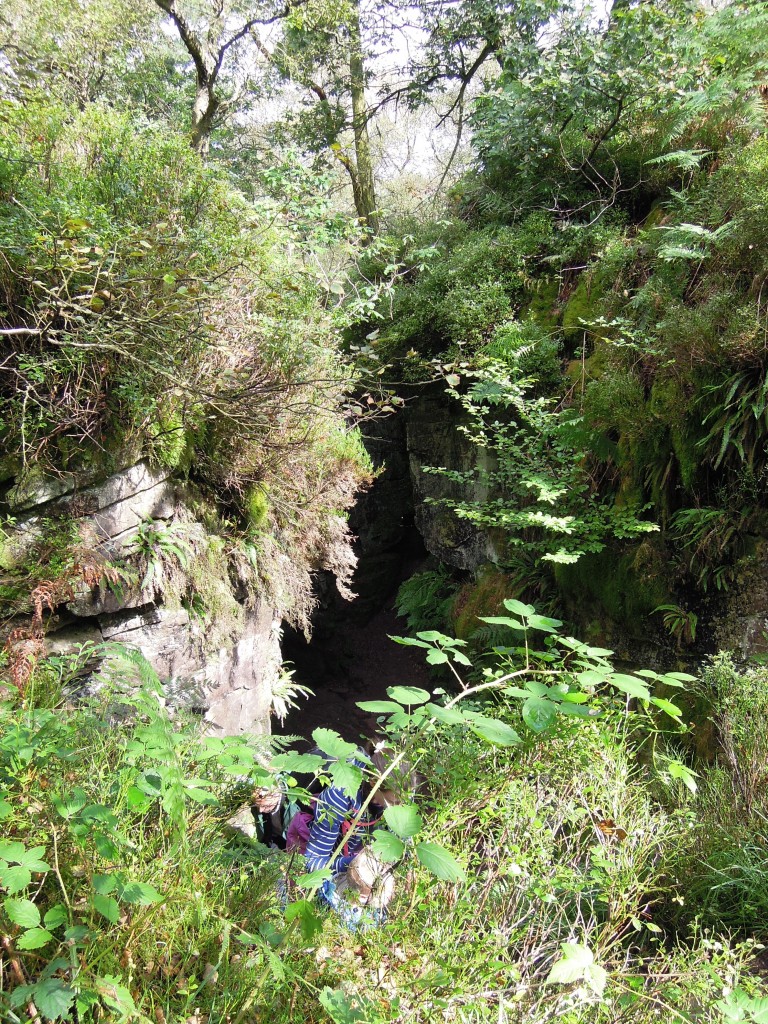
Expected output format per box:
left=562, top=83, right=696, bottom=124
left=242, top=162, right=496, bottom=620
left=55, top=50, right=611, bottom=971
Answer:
left=451, top=565, right=514, bottom=640
left=555, top=538, right=674, bottom=640
left=562, top=275, right=601, bottom=344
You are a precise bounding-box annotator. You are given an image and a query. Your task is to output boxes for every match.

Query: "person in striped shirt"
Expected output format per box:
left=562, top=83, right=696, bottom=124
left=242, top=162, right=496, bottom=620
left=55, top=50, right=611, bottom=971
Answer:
left=304, top=743, right=419, bottom=875
left=304, top=775, right=379, bottom=874
left=304, top=746, right=401, bottom=925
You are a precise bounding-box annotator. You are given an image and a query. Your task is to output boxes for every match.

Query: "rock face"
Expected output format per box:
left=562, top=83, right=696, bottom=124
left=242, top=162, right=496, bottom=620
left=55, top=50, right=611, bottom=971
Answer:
left=712, top=541, right=768, bottom=662
left=2, top=460, right=279, bottom=735
left=346, top=412, right=417, bottom=618
left=404, top=389, right=499, bottom=573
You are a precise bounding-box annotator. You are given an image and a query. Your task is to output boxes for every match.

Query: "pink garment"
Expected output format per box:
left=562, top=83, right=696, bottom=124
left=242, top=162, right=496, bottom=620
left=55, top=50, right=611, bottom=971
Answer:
left=286, top=810, right=314, bottom=853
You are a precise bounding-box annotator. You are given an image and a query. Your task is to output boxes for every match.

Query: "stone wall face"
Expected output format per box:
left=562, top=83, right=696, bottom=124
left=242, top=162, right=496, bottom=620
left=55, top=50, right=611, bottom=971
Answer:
left=404, top=391, right=499, bottom=573
left=2, top=461, right=279, bottom=735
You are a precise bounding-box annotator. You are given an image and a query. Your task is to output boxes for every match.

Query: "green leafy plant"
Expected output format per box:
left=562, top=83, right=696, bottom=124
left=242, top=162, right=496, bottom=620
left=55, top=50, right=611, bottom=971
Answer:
left=424, top=362, right=658, bottom=566
left=653, top=603, right=698, bottom=647
left=394, top=566, right=458, bottom=634
left=129, top=517, right=194, bottom=593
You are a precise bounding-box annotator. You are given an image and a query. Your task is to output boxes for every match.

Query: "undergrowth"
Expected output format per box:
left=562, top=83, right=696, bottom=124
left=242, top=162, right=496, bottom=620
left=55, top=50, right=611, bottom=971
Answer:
left=2, top=611, right=768, bottom=1022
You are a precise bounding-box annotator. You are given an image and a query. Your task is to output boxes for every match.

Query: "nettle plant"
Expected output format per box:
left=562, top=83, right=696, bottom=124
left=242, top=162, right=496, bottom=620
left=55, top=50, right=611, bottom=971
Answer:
left=375, top=598, right=697, bottom=794
left=288, top=599, right=698, bottom=943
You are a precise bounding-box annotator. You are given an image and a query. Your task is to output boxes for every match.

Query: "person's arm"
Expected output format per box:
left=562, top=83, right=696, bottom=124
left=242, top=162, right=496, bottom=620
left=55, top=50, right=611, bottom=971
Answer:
left=305, top=787, right=351, bottom=872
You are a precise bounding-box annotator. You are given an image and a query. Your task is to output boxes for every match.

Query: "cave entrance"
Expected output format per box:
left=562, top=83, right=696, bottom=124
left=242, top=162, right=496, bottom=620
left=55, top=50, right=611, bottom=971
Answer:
left=276, top=524, right=432, bottom=744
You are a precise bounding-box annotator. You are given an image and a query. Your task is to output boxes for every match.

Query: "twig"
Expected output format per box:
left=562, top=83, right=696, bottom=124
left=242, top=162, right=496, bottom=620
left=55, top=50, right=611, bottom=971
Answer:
left=1, top=935, right=42, bottom=1022
left=51, top=828, right=71, bottom=910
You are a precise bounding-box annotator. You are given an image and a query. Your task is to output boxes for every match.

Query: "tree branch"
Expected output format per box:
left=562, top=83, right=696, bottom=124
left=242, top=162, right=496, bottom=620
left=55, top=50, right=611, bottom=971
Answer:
left=154, top=0, right=211, bottom=86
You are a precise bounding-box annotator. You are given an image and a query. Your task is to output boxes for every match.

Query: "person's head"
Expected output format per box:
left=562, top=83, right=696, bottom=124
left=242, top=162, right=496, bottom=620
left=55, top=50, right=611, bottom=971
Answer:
left=252, top=787, right=282, bottom=814
left=368, top=741, right=424, bottom=808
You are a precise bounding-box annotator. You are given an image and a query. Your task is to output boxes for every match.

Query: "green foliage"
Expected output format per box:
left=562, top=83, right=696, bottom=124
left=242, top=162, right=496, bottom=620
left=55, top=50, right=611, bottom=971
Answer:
left=672, top=656, right=768, bottom=937
left=670, top=506, right=751, bottom=593
left=427, top=362, right=658, bottom=565
left=130, top=517, right=194, bottom=594
left=0, top=98, right=369, bottom=612
left=5, top=614, right=768, bottom=1021
left=701, top=653, right=768, bottom=816
left=653, top=603, right=698, bottom=648
left=394, top=565, right=458, bottom=634
left=468, top=0, right=768, bottom=220
left=0, top=646, right=290, bottom=1022
left=561, top=276, right=600, bottom=344
left=480, top=318, right=562, bottom=391
left=147, top=407, right=192, bottom=471
left=365, top=216, right=557, bottom=365
left=699, top=367, right=768, bottom=476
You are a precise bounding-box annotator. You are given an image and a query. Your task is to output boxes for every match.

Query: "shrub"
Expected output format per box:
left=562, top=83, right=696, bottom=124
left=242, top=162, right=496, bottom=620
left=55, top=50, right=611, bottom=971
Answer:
left=700, top=653, right=768, bottom=815
left=0, top=100, right=367, bottom=620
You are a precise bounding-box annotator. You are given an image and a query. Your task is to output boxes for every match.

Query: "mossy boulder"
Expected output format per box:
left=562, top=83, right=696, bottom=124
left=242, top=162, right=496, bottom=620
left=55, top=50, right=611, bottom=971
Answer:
left=451, top=565, right=515, bottom=640
left=555, top=538, right=674, bottom=639
left=5, top=467, right=77, bottom=511
left=562, top=275, right=601, bottom=344
left=564, top=338, right=612, bottom=387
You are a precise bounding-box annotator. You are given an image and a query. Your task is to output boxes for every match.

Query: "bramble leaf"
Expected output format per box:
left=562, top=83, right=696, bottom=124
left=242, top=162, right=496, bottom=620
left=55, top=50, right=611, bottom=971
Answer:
left=312, top=728, right=358, bottom=760
left=387, top=686, right=430, bottom=706
left=415, top=842, right=465, bottom=882
left=4, top=897, right=40, bottom=928
left=17, top=927, right=54, bottom=950
left=371, top=831, right=405, bottom=862
left=384, top=803, right=422, bottom=839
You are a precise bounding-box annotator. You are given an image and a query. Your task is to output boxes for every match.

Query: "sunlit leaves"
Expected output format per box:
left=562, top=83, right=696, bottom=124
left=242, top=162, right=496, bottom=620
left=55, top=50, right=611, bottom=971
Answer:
left=384, top=803, right=423, bottom=839
left=386, top=686, right=430, bottom=706
left=285, top=899, right=324, bottom=941
left=546, top=942, right=607, bottom=997
left=10, top=978, right=75, bottom=1021
left=463, top=712, right=521, bottom=747
left=4, top=897, right=41, bottom=928
left=312, top=728, right=357, bottom=760
left=414, top=843, right=465, bottom=883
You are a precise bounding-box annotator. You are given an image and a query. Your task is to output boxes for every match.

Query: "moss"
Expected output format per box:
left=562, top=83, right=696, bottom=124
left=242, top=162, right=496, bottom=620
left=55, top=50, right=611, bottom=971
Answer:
left=522, top=278, right=560, bottom=329
left=561, top=275, right=601, bottom=344
left=0, top=455, right=19, bottom=485
left=0, top=530, right=16, bottom=571
left=555, top=539, right=673, bottom=634
left=451, top=565, right=515, bottom=640
left=148, top=409, right=193, bottom=473
left=648, top=377, right=701, bottom=491
left=245, top=485, right=270, bottom=535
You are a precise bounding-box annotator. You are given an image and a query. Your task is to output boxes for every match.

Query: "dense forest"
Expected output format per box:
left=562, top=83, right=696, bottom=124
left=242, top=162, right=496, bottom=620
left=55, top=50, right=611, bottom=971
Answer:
left=3, top=0, right=768, bottom=1021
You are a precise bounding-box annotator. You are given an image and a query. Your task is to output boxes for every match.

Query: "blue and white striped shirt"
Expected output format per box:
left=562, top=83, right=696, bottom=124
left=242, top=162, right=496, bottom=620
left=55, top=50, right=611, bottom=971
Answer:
left=305, top=784, right=366, bottom=873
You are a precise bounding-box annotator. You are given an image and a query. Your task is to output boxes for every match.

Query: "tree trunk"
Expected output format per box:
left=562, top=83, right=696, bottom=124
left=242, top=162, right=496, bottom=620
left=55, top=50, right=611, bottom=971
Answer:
left=348, top=1, right=378, bottom=233
left=191, top=84, right=218, bottom=158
